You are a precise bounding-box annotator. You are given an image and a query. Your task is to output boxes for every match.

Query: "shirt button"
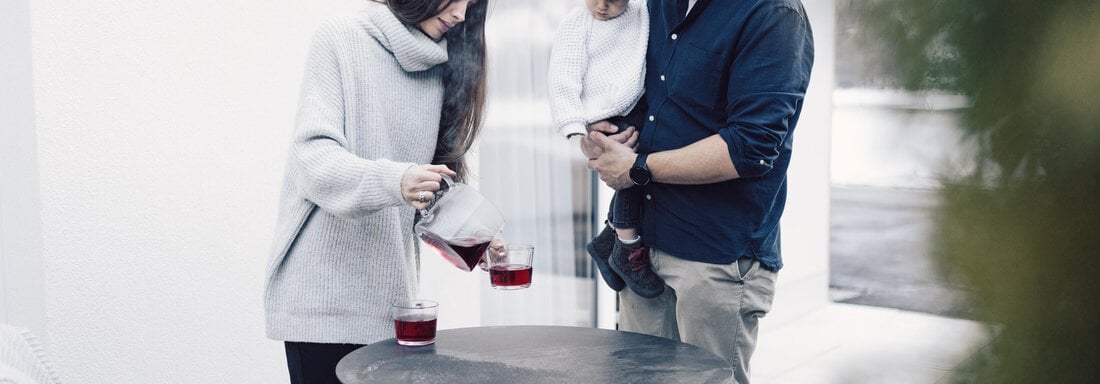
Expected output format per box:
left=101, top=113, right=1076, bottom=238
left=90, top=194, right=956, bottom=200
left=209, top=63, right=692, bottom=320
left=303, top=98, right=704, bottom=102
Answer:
left=660, top=75, right=666, bottom=81
left=759, top=159, right=766, bottom=165
left=648, top=115, right=655, bottom=121
left=671, top=34, right=678, bottom=40
left=646, top=194, right=652, bottom=200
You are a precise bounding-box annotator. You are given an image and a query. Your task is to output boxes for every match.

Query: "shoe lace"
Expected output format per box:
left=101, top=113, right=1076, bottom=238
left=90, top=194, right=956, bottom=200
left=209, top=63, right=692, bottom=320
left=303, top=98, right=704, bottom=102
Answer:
left=626, top=246, right=650, bottom=272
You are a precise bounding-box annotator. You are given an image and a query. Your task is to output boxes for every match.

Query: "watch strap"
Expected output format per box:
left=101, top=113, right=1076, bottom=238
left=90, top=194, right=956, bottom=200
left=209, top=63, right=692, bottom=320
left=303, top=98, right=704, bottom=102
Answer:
left=631, top=153, right=651, bottom=186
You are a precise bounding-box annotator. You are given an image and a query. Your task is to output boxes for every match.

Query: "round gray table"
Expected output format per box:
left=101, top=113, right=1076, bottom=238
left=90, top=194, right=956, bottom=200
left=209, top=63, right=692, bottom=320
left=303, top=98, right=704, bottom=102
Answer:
left=336, top=325, right=733, bottom=384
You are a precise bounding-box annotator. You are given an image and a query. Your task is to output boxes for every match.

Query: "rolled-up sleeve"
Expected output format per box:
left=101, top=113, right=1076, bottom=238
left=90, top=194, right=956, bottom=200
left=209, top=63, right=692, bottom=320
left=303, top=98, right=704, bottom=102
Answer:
left=719, top=4, right=813, bottom=178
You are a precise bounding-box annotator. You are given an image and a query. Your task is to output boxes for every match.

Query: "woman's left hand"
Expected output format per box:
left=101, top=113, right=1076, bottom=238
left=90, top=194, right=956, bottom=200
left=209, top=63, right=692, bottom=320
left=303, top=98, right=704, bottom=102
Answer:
left=479, top=237, right=508, bottom=271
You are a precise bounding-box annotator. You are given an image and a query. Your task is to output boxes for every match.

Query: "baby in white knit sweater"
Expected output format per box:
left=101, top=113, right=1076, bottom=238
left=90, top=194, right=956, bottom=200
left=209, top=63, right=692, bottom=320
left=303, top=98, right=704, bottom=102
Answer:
left=549, top=0, right=646, bottom=139
left=549, top=0, right=664, bottom=298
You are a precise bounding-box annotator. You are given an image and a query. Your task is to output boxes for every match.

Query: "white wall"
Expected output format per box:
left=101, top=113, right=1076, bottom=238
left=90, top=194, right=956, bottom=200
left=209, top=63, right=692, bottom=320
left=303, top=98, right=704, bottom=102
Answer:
left=29, top=1, right=359, bottom=382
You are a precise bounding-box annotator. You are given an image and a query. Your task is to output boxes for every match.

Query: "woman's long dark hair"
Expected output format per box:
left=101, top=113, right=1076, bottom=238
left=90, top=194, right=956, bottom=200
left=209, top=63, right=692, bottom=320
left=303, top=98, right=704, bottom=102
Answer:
left=377, top=0, right=489, bottom=182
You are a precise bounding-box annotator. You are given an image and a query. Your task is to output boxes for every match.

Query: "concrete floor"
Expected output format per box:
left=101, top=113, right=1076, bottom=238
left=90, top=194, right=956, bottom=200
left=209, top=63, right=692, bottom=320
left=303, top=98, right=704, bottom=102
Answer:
left=749, top=184, right=997, bottom=383
left=754, top=303, right=995, bottom=384
left=829, top=185, right=978, bottom=320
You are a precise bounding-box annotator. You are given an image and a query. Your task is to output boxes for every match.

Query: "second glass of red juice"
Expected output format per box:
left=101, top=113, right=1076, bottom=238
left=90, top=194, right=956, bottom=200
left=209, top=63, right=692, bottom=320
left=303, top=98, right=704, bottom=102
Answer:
left=487, top=245, right=534, bottom=290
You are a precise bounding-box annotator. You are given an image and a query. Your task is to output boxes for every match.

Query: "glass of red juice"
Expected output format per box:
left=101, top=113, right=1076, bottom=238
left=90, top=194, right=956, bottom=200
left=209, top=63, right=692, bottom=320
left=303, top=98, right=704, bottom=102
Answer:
left=392, top=299, right=438, bottom=346
left=487, top=245, right=534, bottom=290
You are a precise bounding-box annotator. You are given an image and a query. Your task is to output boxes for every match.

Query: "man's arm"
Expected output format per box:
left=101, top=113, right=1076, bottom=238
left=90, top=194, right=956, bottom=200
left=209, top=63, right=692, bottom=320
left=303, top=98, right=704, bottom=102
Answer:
left=648, top=134, right=739, bottom=184
left=586, top=132, right=732, bottom=189
left=714, top=4, right=813, bottom=179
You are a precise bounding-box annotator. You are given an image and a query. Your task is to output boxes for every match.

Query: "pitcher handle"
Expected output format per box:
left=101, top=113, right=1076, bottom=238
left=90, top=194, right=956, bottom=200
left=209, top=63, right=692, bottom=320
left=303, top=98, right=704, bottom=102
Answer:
left=420, top=173, right=454, bottom=216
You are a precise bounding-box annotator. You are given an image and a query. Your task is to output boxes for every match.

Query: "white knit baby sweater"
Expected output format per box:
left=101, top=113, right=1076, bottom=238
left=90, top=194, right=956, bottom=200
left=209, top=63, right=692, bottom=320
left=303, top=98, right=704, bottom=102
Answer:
left=548, top=1, right=648, bottom=138
left=265, top=2, right=448, bottom=345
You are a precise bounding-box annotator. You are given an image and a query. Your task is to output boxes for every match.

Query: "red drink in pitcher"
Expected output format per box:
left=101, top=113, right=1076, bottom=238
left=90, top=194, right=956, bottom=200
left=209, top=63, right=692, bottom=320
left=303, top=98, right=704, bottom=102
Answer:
left=420, top=232, right=492, bottom=271
left=448, top=239, right=492, bottom=270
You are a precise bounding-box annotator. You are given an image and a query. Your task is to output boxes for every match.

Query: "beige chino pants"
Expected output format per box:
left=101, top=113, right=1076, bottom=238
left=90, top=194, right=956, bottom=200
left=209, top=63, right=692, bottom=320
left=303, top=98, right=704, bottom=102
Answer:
left=619, top=248, right=778, bottom=384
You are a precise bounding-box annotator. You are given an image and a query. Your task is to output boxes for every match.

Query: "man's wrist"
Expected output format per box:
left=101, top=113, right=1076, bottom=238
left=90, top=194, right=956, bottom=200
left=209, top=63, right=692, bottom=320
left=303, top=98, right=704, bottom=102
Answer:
left=629, top=152, right=652, bottom=186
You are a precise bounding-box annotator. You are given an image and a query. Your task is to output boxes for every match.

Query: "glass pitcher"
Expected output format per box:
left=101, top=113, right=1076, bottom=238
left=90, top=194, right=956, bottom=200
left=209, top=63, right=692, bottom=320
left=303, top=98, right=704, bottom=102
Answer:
left=415, top=175, right=505, bottom=271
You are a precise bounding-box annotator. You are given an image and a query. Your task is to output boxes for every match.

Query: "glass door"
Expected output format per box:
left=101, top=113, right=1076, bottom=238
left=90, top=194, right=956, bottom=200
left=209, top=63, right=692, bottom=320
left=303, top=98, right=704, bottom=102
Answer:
left=476, top=0, right=602, bottom=327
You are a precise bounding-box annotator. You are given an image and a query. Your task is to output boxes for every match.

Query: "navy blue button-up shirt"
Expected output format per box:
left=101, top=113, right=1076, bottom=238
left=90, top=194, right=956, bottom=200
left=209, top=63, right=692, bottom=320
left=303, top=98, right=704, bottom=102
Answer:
left=627, top=0, right=814, bottom=271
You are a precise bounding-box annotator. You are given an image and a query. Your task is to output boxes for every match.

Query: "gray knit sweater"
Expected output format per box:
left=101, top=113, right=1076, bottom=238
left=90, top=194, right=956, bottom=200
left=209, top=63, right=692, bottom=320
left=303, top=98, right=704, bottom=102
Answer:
left=265, top=2, right=448, bottom=344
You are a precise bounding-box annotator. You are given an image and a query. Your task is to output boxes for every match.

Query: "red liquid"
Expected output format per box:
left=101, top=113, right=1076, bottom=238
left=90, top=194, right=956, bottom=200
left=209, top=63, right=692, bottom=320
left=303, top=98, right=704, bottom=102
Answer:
left=490, top=264, right=533, bottom=288
left=394, top=317, right=437, bottom=345
left=420, top=232, right=492, bottom=271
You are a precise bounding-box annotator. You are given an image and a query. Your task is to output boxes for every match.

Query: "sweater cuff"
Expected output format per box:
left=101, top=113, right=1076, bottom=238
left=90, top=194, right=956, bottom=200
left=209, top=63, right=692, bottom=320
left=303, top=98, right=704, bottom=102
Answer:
left=364, top=159, right=414, bottom=207
left=558, top=122, right=587, bottom=140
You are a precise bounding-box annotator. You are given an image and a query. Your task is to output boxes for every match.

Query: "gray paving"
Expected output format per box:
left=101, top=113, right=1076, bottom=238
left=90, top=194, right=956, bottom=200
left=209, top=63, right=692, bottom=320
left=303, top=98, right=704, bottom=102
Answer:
left=829, top=185, right=979, bottom=319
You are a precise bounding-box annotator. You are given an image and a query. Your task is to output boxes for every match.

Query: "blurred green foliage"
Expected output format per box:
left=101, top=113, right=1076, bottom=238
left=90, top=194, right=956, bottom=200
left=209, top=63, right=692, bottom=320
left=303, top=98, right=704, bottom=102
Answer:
left=854, top=0, right=1100, bottom=382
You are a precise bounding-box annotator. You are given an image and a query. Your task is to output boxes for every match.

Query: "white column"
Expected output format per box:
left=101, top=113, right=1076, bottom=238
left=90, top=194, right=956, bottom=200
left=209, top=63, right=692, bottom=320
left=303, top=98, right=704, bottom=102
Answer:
left=768, top=0, right=835, bottom=327
left=0, top=0, right=47, bottom=335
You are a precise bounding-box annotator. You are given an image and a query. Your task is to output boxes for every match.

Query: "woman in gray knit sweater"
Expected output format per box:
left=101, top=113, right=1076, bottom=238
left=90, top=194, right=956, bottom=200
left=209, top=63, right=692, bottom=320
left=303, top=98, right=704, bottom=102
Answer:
left=264, top=0, right=488, bottom=382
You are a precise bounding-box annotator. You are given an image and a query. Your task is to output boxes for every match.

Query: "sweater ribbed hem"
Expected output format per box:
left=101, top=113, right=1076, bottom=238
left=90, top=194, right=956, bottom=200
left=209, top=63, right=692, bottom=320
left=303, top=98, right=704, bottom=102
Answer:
left=267, top=311, right=393, bottom=345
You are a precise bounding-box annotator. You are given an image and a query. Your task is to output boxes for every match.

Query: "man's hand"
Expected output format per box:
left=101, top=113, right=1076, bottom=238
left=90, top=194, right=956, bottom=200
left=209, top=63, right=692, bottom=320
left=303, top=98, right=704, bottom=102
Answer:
left=587, top=120, right=623, bottom=135
left=579, top=121, right=637, bottom=159
left=587, top=131, right=639, bottom=190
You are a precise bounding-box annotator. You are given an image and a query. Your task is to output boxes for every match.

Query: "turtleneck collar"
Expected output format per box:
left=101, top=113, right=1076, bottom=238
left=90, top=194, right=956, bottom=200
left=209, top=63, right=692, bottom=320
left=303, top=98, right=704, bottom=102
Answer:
left=361, top=2, right=449, bottom=72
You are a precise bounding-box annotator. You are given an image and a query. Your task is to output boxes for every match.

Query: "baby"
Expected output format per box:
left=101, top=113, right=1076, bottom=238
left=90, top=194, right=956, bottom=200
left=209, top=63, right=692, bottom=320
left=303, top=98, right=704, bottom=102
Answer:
left=548, top=0, right=663, bottom=298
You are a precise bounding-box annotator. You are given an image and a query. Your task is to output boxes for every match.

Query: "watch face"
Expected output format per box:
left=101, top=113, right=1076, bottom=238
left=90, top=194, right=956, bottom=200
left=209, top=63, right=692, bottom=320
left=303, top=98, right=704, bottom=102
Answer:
left=631, top=153, right=650, bottom=186
left=630, top=165, right=650, bottom=186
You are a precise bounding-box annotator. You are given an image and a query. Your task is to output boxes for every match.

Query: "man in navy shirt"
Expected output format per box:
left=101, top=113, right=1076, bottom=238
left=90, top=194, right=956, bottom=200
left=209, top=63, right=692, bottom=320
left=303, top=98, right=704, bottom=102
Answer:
left=581, top=0, right=813, bottom=381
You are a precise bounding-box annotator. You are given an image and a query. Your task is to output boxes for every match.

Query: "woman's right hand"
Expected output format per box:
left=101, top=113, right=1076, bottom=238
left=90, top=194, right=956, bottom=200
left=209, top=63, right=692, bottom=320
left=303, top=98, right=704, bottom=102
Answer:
left=401, top=164, right=457, bottom=210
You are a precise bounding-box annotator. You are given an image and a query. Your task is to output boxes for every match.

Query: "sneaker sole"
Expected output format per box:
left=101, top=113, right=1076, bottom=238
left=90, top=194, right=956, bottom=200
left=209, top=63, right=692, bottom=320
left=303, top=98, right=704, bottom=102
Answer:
left=586, top=243, right=626, bottom=291
left=609, top=256, right=665, bottom=299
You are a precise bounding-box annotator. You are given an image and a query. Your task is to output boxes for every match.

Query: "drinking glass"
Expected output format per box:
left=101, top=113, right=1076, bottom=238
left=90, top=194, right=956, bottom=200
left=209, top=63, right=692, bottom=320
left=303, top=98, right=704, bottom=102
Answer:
left=487, top=245, right=534, bottom=290
left=392, top=299, right=438, bottom=346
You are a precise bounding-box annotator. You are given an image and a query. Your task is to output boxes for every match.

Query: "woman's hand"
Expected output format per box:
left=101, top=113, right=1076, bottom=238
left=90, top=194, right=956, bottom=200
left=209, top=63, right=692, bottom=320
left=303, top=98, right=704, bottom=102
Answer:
left=401, top=164, right=457, bottom=210
left=478, top=237, right=508, bottom=271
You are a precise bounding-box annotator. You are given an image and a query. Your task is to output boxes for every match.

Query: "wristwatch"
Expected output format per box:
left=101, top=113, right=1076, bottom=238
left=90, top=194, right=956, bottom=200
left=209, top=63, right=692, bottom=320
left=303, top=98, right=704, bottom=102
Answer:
left=629, top=153, right=651, bottom=186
